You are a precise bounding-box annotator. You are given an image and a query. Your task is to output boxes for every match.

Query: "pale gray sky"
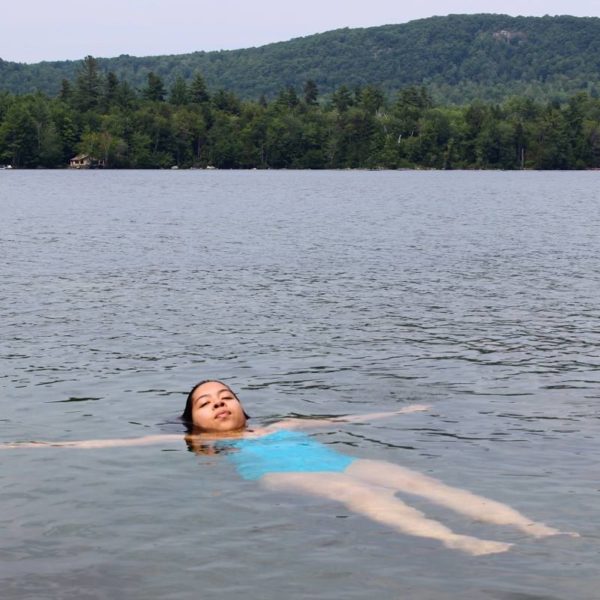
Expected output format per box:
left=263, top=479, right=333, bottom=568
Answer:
left=3, top=0, right=600, bottom=63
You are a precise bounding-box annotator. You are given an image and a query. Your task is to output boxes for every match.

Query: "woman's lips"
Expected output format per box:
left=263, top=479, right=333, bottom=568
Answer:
left=215, top=410, right=231, bottom=420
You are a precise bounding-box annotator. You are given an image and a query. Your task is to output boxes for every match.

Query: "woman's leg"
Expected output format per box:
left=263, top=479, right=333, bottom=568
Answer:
left=261, top=472, right=512, bottom=555
left=347, top=460, right=562, bottom=537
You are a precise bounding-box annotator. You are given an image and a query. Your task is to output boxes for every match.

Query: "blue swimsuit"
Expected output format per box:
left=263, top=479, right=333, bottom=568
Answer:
left=219, top=430, right=356, bottom=481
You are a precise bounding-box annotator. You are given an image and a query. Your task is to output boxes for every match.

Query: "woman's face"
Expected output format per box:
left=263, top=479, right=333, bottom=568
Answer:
left=189, top=381, right=247, bottom=432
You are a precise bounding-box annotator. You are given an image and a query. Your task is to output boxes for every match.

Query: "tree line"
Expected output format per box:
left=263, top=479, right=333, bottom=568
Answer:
left=1, top=56, right=600, bottom=170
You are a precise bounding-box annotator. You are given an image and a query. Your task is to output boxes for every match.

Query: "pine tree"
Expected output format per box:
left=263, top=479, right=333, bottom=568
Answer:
left=143, top=72, right=166, bottom=102
left=190, top=73, right=210, bottom=104
left=169, top=76, right=189, bottom=106
left=304, top=80, right=318, bottom=106
left=74, top=56, right=103, bottom=112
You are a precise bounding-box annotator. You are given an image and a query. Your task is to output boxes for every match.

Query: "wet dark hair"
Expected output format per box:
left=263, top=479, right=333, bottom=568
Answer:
left=181, top=379, right=249, bottom=433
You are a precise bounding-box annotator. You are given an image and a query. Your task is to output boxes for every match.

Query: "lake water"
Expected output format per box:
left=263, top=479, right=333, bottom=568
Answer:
left=1, top=170, right=599, bottom=599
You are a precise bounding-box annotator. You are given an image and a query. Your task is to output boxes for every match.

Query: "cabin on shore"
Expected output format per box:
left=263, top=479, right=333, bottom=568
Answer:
left=69, top=154, right=105, bottom=169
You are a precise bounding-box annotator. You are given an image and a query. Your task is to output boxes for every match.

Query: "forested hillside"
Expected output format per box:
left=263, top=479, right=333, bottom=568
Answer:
left=2, top=14, right=600, bottom=104
left=2, top=55, right=600, bottom=170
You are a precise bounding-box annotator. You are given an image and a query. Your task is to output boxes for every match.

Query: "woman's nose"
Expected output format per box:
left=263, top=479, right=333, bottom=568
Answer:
left=213, top=399, right=225, bottom=409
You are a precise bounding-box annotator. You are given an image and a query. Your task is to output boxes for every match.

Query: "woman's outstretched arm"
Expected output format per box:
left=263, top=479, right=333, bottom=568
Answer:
left=0, top=434, right=182, bottom=449
left=267, top=404, right=430, bottom=431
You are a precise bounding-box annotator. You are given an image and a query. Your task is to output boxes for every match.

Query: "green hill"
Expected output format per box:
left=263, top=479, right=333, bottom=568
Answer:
left=2, top=14, right=600, bottom=103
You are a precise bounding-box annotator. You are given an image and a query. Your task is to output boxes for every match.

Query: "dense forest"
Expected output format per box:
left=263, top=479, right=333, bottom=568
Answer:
left=2, top=56, right=600, bottom=170
left=2, top=15, right=600, bottom=105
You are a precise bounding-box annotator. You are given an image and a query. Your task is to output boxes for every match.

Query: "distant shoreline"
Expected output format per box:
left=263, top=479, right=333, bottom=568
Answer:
left=3, top=167, right=598, bottom=172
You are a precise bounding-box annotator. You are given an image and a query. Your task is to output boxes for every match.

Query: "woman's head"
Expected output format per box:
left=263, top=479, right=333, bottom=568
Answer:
left=181, top=380, right=248, bottom=433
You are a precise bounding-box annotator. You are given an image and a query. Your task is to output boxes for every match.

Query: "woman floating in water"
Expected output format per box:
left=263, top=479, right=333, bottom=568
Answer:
left=3, top=380, right=572, bottom=555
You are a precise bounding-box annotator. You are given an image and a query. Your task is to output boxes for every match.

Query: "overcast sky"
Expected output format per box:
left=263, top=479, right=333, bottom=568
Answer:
left=3, top=0, right=600, bottom=63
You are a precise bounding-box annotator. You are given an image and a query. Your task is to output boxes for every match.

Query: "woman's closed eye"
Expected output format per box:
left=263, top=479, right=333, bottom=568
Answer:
left=197, top=397, right=233, bottom=408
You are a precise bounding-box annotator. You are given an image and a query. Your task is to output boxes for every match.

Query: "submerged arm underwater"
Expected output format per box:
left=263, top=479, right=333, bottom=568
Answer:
left=0, top=434, right=183, bottom=449
left=265, top=404, right=430, bottom=431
